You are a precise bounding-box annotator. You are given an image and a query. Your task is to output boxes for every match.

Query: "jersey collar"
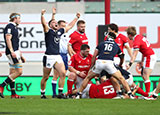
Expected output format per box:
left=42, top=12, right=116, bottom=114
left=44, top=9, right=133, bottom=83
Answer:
left=9, top=22, right=17, bottom=26
left=76, top=30, right=85, bottom=35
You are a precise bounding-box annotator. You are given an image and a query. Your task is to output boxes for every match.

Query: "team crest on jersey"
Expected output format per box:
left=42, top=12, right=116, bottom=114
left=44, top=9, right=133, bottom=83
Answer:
left=54, top=37, right=59, bottom=44
left=57, top=31, right=61, bottom=35
left=47, top=63, right=50, bottom=66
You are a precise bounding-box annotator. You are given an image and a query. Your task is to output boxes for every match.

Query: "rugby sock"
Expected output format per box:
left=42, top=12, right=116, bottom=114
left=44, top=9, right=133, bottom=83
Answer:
left=67, top=79, right=74, bottom=94
left=58, top=88, right=63, bottom=94
left=41, top=89, right=45, bottom=96
left=0, top=77, right=12, bottom=87
left=136, top=87, right=148, bottom=97
left=10, top=81, right=16, bottom=95
left=144, top=80, right=150, bottom=93
left=51, top=80, right=57, bottom=96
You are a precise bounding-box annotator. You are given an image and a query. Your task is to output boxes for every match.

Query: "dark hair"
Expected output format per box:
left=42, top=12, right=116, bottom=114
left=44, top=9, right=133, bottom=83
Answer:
left=48, top=19, right=54, bottom=27
left=9, top=13, right=20, bottom=22
left=77, top=20, right=85, bottom=26
left=58, top=20, right=66, bottom=25
left=80, top=44, right=90, bottom=50
left=108, top=23, right=118, bottom=33
left=108, top=32, right=116, bottom=39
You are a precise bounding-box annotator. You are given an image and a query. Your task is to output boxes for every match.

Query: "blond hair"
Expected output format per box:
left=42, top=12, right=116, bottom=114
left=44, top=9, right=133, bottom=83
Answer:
left=9, top=13, right=20, bottom=22
left=126, top=26, right=137, bottom=36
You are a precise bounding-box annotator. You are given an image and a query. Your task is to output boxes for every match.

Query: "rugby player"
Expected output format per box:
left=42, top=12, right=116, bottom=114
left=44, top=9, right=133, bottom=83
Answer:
left=126, top=26, right=157, bottom=93
left=40, top=7, right=80, bottom=99
left=67, top=44, right=92, bottom=97
left=0, top=13, right=25, bottom=98
left=76, top=32, right=135, bottom=99
left=51, top=20, right=75, bottom=98
left=69, top=20, right=88, bottom=53
left=105, top=23, right=133, bottom=69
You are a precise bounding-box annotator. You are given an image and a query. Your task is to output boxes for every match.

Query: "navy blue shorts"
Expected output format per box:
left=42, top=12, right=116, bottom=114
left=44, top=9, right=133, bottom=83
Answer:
left=60, top=53, right=68, bottom=70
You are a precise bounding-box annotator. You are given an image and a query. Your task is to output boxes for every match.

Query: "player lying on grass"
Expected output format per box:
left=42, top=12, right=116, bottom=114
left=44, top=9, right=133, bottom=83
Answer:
left=66, top=76, right=139, bottom=99
left=100, top=65, right=150, bottom=99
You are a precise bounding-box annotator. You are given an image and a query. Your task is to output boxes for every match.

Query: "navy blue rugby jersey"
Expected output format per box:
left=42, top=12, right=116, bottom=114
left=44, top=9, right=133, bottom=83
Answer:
left=100, top=65, right=130, bottom=80
left=96, top=38, right=122, bottom=60
left=44, top=28, right=65, bottom=55
left=4, top=23, right=19, bottom=55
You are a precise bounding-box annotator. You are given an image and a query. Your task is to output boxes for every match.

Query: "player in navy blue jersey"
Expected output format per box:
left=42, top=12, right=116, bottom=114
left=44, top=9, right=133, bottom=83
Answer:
left=40, top=7, right=80, bottom=99
left=76, top=32, right=135, bottom=99
left=0, top=13, right=25, bottom=98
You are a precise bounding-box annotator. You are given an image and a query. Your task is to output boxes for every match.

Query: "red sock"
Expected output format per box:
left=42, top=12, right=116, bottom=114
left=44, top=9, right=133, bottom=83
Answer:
left=136, top=87, right=149, bottom=97
left=145, top=80, right=150, bottom=93
left=67, top=79, right=74, bottom=94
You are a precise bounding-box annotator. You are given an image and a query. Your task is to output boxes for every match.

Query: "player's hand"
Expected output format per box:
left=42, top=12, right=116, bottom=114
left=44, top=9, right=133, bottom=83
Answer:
left=41, top=9, right=46, bottom=15
left=126, top=64, right=130, bottom=70
left=11, top=52, right=17, bottom=58
left=21, top=56, right=26, bottom=63
left=76, top=12, right=80, bottom=19
left=138, top=62, right=143, bottom=68
left=79, top=71, right=86, bottom=78
left=52, top=7, right=56, bottom=15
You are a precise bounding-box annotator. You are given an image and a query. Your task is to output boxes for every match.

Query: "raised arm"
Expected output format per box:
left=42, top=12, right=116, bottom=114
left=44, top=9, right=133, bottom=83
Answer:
left=51, top=7, right=56, bottom=20
left=41, top=9, right=49, bottom=33
left=65, top=12, right=80, bottom=32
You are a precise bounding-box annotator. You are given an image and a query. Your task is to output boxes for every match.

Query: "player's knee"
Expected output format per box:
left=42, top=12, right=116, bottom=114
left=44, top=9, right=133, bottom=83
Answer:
left=68, top=72, right=76, bottom=80
left=16, top=69, right=23, bottom=76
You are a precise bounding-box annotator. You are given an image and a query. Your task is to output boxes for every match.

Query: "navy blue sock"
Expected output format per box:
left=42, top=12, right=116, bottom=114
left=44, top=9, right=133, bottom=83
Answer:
left=52, top=80, right=57, bottom=96
left=0, top=77, right=12, bottom=87
left=10, top=81, right=16, bottom=95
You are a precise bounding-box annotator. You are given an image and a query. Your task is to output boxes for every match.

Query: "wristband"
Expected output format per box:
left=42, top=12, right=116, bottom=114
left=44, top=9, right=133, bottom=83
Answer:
left=76, top=71, right=80, bottom=75
left=129, top=62, right=133, bottom=67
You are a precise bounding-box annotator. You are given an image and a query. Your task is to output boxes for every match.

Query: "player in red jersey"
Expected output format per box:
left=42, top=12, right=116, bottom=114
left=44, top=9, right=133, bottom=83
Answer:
left=126, top=26, right=157, bottom=93
left=88, top=79, right=117, bottom=98
left=69, top=20, right=88, bottom=54
left=67, top=44, right=92, bottom=95
left=105, top=23, right=132, bottom=69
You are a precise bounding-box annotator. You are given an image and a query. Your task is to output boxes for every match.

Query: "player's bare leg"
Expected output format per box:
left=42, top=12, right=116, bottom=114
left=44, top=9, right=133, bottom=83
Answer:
left=40, top=67, right=51, bottom=99
left=55, top=62, right=66, bottom=98
left=111, top=70, right=134, bottom=99
left=110, top=77, right=123, bottom=98
left=0, top=66, right=23, bottom=98
left=77, top=70, right=98, bottom=99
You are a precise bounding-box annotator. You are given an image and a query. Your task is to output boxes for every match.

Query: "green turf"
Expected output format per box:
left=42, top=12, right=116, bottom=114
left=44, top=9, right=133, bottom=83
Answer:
left=0, top=96, right=160, bottom=115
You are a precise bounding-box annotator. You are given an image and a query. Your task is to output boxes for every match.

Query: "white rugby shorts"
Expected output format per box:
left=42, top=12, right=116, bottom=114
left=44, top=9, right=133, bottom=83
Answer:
left=143, top=54, right=157, bottom=69
left=92, top=59, right=118, bottom=75
left=43, top=54, right=63, bottom=68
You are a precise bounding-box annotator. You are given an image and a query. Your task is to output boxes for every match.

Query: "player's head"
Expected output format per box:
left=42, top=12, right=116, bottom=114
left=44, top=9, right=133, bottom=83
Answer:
left=77, top=20, right=85, bottom=33
left=126, top=26, right=137, bottom=40
left=9, top=13, right=21, bottom=26
left=58, top=20, right=66, bottom=28
left=108, top=23, right=118, bottom=33
left=80, top=44, right=90, bottom=57
left=107, top=32, right=116, bottom=39
left=48, top=19, right=58, bottom=30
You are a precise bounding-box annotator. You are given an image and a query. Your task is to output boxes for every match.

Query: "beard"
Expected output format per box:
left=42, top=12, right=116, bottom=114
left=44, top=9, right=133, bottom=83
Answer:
left=79, top=29, right=85, bottom=34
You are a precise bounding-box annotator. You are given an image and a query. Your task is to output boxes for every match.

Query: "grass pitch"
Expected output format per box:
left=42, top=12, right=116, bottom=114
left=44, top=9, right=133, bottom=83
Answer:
left=0, top=96, right=160, bottom=115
